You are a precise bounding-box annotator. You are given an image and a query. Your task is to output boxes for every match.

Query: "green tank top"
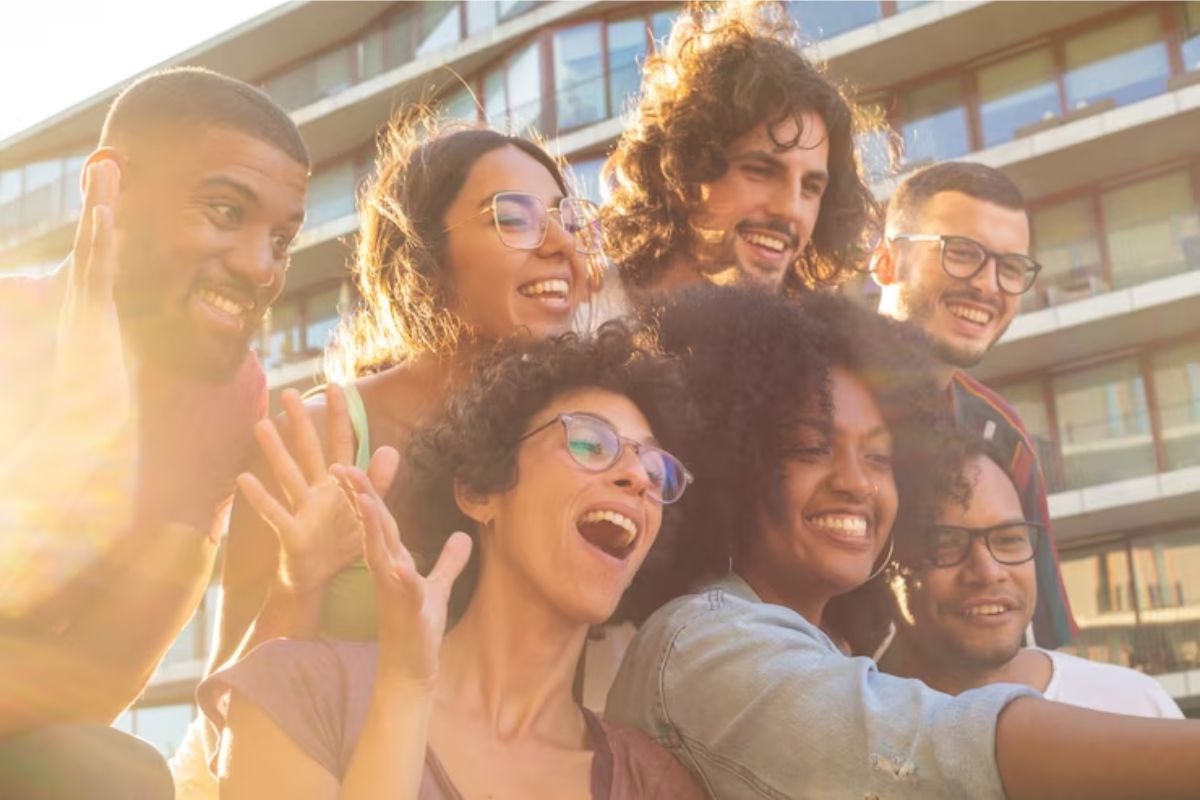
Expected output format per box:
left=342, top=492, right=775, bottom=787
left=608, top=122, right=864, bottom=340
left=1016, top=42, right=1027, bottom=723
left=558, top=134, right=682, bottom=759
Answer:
left=305, top=383, right=378, bottom=641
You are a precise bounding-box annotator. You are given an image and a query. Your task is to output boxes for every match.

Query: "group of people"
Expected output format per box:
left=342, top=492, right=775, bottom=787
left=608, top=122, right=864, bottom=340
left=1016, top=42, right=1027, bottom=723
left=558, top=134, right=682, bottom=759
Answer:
left=1, top=3, right=1196, bottom=799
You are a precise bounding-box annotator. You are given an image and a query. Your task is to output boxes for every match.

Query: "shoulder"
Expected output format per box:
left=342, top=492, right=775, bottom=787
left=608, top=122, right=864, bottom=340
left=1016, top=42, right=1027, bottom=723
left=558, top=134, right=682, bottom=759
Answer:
left=600, top=719, right=707, bottom=800
left=951, top=371, right=1032, bottom=434
left=1041, top=648, right=1182, bottom=718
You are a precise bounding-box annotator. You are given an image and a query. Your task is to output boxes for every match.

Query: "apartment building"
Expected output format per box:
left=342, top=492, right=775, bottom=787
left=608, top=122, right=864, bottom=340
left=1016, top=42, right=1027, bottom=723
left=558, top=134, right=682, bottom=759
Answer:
left=2, top=0, right=1198, bottom=754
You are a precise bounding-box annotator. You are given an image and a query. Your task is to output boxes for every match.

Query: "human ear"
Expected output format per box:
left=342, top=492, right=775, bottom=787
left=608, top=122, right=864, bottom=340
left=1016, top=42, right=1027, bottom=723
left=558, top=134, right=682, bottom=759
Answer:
left=870, top=240, right=898, bottom=287
left=453, top=478, right=497, bottom=530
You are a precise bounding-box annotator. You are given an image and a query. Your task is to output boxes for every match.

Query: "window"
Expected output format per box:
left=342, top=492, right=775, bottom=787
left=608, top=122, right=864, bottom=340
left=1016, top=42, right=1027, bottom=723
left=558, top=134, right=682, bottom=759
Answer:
left=1063, top=12, right=1170, bottom=110
left=855, top=103, right=897, bottom=182
left=383, top=9, right=416, bottom=69
left=305, top=284, right=345, bottom=354
left=554, top=23, right=606, bottom=131
left=306, top=159, right=358, bottom=227
left=0, top=168, right=20, bottom=234
left=22, top=160, right=63, bottom=226
left=441, top=86, right=479, bottom=123
left=263, top=301, right=302, bottom=370
left=898, top=77, right=970, bottom=166
left=895, top=0, right=928, bottom=10
left=1129, top=528, right=1200, bottom=672
left=1101, top=171, right=1200, bottom=288
left=1184, top=2, right=1200, bottom=72
left=1153, top=341, right=1200, bottom=471
left=360, top=28, right=385, bottom=79
left=1030, top=198, right=1103, bottom=305
left=978, top=48, right=1060, bottom=147
left=63, top=155, right=86, bottom=217
left=264, top=44, right=354, bottom=111
left=467, top=0, right=499, bottom=36
left=114, top=704, right=195, bottom=758
left=416, top=2, right=462, bottom=58
left=483, top=66, right=507, bottom=126
left=568, top=157, right=607, bottom=203
left=1052, top=358, right=1156, bottom=489
left=507, top=41, right=544, bottom=135
left=608, top=18, right=649, bottom=118
left=996, top=378, right=1063, bottom=490
left=788, top=1, right=883, bottom=41
left=1060, top=541, right=1137, bottom=627
left=651, top=8, right=679, bottom=46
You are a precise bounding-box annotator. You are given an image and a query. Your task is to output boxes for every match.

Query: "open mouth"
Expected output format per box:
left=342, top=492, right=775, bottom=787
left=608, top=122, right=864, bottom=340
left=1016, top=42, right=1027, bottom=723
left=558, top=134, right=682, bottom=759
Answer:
left=518, top=278, right=570, bottom=303
left=192, top=286, right=256, bottom=333
left=805, top=512, right=870, bottom=543
left=736, top=227, right=792, bottom=262
left=944, top=300, right=995, bottom=327
left=960, top=602, right=1015, bottom=618
left=576, top=508, right=640, bottom=560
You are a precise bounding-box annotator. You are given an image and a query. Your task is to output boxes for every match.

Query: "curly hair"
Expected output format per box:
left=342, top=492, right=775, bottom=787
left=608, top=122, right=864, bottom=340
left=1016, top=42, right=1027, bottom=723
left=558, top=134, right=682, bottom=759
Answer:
left=628, top=285, right=970, bottom=622
left=403, top=320, right=695, bottom=618
left=603, top=0, right=883, bottom=295
left=324, top=105, right=574, bottom=381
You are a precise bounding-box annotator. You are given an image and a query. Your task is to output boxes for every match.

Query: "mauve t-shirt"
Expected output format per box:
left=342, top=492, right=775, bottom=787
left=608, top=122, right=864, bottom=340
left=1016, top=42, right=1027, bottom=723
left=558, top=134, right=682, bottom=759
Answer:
left=199, top=639, right=705, bottom=800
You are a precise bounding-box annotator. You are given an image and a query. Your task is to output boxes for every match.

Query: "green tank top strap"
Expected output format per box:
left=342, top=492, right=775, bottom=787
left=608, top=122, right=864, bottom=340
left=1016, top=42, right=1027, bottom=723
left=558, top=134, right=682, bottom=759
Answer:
left=300, top=383, right=372, bottom=470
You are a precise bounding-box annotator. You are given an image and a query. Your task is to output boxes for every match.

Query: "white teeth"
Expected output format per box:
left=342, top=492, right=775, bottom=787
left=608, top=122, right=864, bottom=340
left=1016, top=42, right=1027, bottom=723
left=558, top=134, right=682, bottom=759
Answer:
left=740, top=231, right=787, bottom=253
left=578, top=509, right=639, bottom=546
left=946, top=303, right=992, bottom=325
left=963, top=604, right=1009, bottom=617
left=807, top=514, right=869, bottom=537
left=519, top=279, right=570, bottom=298
left=197, top=288, right=252, bottom=316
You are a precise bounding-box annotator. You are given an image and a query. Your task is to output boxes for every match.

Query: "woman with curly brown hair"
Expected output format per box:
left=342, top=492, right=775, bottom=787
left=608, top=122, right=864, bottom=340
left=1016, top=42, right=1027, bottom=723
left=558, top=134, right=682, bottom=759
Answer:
left=199, top=325, right=705, bottom=799
left=602, top=1, right=886, bottom=301
left=205, top=107, right=604, bottom=679
left=609, top=286, right=1200, bottom=800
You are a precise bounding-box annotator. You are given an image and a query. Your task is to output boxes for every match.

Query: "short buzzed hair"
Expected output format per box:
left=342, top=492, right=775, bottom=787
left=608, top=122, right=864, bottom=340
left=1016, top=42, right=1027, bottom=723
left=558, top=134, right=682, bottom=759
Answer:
left=887, top=162, right=1024, bottom=231
left=99, top=66, right=309, bottom=168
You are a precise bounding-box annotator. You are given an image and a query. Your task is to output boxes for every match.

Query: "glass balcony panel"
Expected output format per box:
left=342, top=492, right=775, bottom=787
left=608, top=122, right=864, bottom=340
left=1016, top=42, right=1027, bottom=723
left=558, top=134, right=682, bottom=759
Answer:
left=1153, top=341, right=1200, bottom=471
left=1132, top=528, right=1200, bottom=617
left=1064, top=12, right=1170, bottom=110
left=1052, top=358, right=1157, bottom=489
left=361, top=28, right=385, bottom=79
left=263, top=64, right=316, bottom=111
left=567, top=157, right=606, bottom=203
left=305, top=285, right=345, bottom=354
left=313, top=45, right=354, bottom=101
left=507, top=41, right=544, bottom=135
left=417, top=2, right=461, bottom=58
left=0, top=169, right=22, bottom=237
left=789, top=1, right=883, bottom=41
left=1030, top=198, right=1104, bottom=307
left=467, top=1, right=499, bottom=36
left=554, top=22, right=606, bottom=132
left=608, top=18, right=648, bottom=118
left=978, top=47, right=1060, bottom=148
left=306, top=160, right=357, bottom=227
left=263, top=302, right=302, bottom=370
left=483, top=66, right=507, bottom=127
left=899, top=77, right=970, bottom=166
left=384, top=9, right=416, bottom=69
left=1060, top=540, right=1137, bottom=632
left=1102, top=171, right=1200, bottom=289
left=1184, top=2, right=1200, bottom=72
left=497, top=0, right=536, bottom=21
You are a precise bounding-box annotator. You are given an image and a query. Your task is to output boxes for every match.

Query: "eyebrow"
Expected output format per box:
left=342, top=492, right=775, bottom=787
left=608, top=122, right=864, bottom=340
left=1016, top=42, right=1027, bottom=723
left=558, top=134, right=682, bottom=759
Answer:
left=582, top=410, right=660, bottom=447
left=478, top=191, right=567, bottom=211
left=732, top=149, right=830, bottom=183
left=198, top=175, right=306, bottom=225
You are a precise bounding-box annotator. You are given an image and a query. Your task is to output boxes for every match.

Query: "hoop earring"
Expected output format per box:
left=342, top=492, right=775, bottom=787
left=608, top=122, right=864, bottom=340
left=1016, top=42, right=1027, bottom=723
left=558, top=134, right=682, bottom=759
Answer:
left=865, top=536, right=894, bottom=582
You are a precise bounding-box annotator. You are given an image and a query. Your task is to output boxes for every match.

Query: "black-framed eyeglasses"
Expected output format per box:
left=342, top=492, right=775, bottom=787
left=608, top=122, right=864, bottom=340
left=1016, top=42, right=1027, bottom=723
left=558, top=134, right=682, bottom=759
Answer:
left=519, top=412, right=693, bottom=505
left=925, top=522, right=1043, bottom=568
left=890, top=233, right=1042, bottom=295
left=444, top=191, right=602, bottom=254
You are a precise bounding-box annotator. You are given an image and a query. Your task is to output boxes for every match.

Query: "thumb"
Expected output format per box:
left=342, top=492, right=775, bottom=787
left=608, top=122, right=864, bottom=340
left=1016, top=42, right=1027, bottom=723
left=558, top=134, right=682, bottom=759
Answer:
left=427, top=531, right=473, bottom=592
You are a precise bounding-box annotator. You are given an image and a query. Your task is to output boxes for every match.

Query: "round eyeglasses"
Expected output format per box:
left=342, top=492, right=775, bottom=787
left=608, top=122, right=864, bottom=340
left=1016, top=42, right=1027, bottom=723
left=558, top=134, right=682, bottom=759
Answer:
left=925, top=522, right=1043, bottom=568
left=444, top=191, right=602, bottom=255
left=890, top=233, right=1042, bottom=295
left=519, top=412, right=693, bottom=505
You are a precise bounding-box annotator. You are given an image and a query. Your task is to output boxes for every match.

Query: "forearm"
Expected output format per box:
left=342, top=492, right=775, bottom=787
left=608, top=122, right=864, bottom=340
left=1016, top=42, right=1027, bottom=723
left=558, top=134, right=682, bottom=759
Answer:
left=339, top=674, right=435, bottom=800
left=226, top=582, right=327, bottom=669
left=996, top=696, right=1200, bottom=799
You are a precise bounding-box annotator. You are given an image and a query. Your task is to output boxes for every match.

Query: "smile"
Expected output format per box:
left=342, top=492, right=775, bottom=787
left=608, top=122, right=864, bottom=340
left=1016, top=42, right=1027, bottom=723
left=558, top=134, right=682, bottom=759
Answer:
left=738, top=229, right=790, bottom=255
left=576, top=508, right=640, bottom=560
left=945, top=302, right=993, bottom=326
left=518, top=278, right=571, bottom=310
left=197, top=287, right=254, bottom=316
left=805, top=513, right=869, bottom=540
left=961, top=602, right=1013, bottom=617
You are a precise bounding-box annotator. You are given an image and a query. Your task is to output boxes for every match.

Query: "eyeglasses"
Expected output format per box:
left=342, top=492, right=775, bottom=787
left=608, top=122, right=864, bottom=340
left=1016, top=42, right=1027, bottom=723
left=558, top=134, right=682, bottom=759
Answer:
left=519, top=412, right=693, bottom=505
left=890, top=234, right=1042, bottom=295
left=925, top=522, right=1043, bottom=568
left=444, top=191, right=602, bottom=255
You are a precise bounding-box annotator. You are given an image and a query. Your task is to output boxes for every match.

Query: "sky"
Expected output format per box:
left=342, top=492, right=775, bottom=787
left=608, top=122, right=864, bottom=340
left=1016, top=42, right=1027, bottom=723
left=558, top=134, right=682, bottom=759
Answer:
left=1, top=0, right=284, bottom=142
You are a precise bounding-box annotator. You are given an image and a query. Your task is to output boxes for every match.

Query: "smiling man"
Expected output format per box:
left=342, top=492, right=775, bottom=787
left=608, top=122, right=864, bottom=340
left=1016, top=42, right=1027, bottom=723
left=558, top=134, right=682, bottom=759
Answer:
left=0, top=67, right=308, bottom=797
left=602, top=0, right=878, bottom=300
left=872, top=161, right=1076, bottom=651
left=880, top=448, right=1181, bottom=718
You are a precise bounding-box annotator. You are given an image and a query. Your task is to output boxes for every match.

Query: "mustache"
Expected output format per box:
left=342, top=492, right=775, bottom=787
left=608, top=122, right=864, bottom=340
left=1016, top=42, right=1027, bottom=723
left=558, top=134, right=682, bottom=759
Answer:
left=942, top=288, right=1003, bottom=315
left=734, top=219, right=800, bottom=251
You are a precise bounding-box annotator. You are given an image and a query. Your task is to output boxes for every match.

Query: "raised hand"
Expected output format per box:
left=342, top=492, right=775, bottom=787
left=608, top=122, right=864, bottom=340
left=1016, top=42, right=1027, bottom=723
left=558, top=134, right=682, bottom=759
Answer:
left=336, top=463, right=472, bottom=685
left=52, top=160, right=129, bottom=439
left=236, top=386, right=399, bottom=594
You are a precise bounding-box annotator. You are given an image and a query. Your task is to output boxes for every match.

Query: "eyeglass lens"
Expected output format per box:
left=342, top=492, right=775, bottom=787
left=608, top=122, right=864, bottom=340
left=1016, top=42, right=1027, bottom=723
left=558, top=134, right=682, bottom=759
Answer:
left=941, top=236, right=1037, bottom=294
left=931, top=523, right=1039, bottom=566
left=562, top=414, right=689, bottom=504
left=493, top=193, right=601, bottom=254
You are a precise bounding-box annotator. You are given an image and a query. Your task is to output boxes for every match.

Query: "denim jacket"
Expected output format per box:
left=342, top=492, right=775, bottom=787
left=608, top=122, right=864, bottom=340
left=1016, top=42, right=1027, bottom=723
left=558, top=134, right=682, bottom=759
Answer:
left=605, top=574, right=1036, bottom=799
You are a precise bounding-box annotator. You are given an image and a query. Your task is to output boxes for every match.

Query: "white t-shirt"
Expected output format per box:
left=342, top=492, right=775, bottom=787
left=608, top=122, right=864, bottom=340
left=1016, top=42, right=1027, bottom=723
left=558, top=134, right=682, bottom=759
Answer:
left=1037, top=647, right=1183, bottom=718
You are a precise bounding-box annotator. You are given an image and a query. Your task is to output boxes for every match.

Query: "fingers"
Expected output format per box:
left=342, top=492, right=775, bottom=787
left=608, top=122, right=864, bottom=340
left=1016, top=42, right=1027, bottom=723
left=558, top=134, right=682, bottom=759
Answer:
left=356, top=483, right=412, bottom=577
left=252, top=418, right=308, bottom=506
left=280, top=389, right=327, bottom=483
left=85, top=204, right=116, bottom=304
left=236, top=473, right=294, bottom=538
left=71, top=161, right=120, bottom=296
left=326, top=384, right=355, bottom=467
left=427, top=531, right=473, bottom=592
left=366, top=445, right=400, bottom=496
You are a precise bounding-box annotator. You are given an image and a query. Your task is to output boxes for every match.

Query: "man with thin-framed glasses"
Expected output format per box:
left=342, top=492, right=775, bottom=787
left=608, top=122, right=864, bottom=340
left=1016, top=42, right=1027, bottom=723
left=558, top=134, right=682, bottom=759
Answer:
left=870, top=161, right=1077, bottom=653
left=878, top=448, right=1181, bottom=718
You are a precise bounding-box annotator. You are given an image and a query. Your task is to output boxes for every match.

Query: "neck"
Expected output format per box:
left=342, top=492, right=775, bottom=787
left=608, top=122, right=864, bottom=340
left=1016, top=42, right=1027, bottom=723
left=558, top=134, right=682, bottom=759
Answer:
left=932, top=361, right=957, bottom=391
left=737, top=564, right=829, bottom=628
left=437, top=559, right=588, bottom=740
left=881, top=629, right=1050, bottom=695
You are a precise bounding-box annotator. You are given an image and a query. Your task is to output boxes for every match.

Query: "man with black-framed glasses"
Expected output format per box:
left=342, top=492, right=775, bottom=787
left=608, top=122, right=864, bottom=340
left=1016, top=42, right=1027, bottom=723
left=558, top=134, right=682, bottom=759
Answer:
left=878, top=449, right=1181, bottom=718
left=870, top=161, right=1078, bottom=654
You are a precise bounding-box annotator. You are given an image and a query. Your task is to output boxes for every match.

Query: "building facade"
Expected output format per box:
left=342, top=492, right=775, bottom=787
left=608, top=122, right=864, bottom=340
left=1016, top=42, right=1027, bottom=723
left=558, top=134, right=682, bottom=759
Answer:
left=2, top=0, right=1199, bottom=755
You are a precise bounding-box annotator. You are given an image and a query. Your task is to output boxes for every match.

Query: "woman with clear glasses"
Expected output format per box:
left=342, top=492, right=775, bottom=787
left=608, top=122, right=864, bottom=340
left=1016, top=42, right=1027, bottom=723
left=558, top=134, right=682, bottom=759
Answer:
left=200, top=324, right=706, bottom=799
left=169, top=107, right=606, bottom=797
left=608, top=286, right=1200, bottom=800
